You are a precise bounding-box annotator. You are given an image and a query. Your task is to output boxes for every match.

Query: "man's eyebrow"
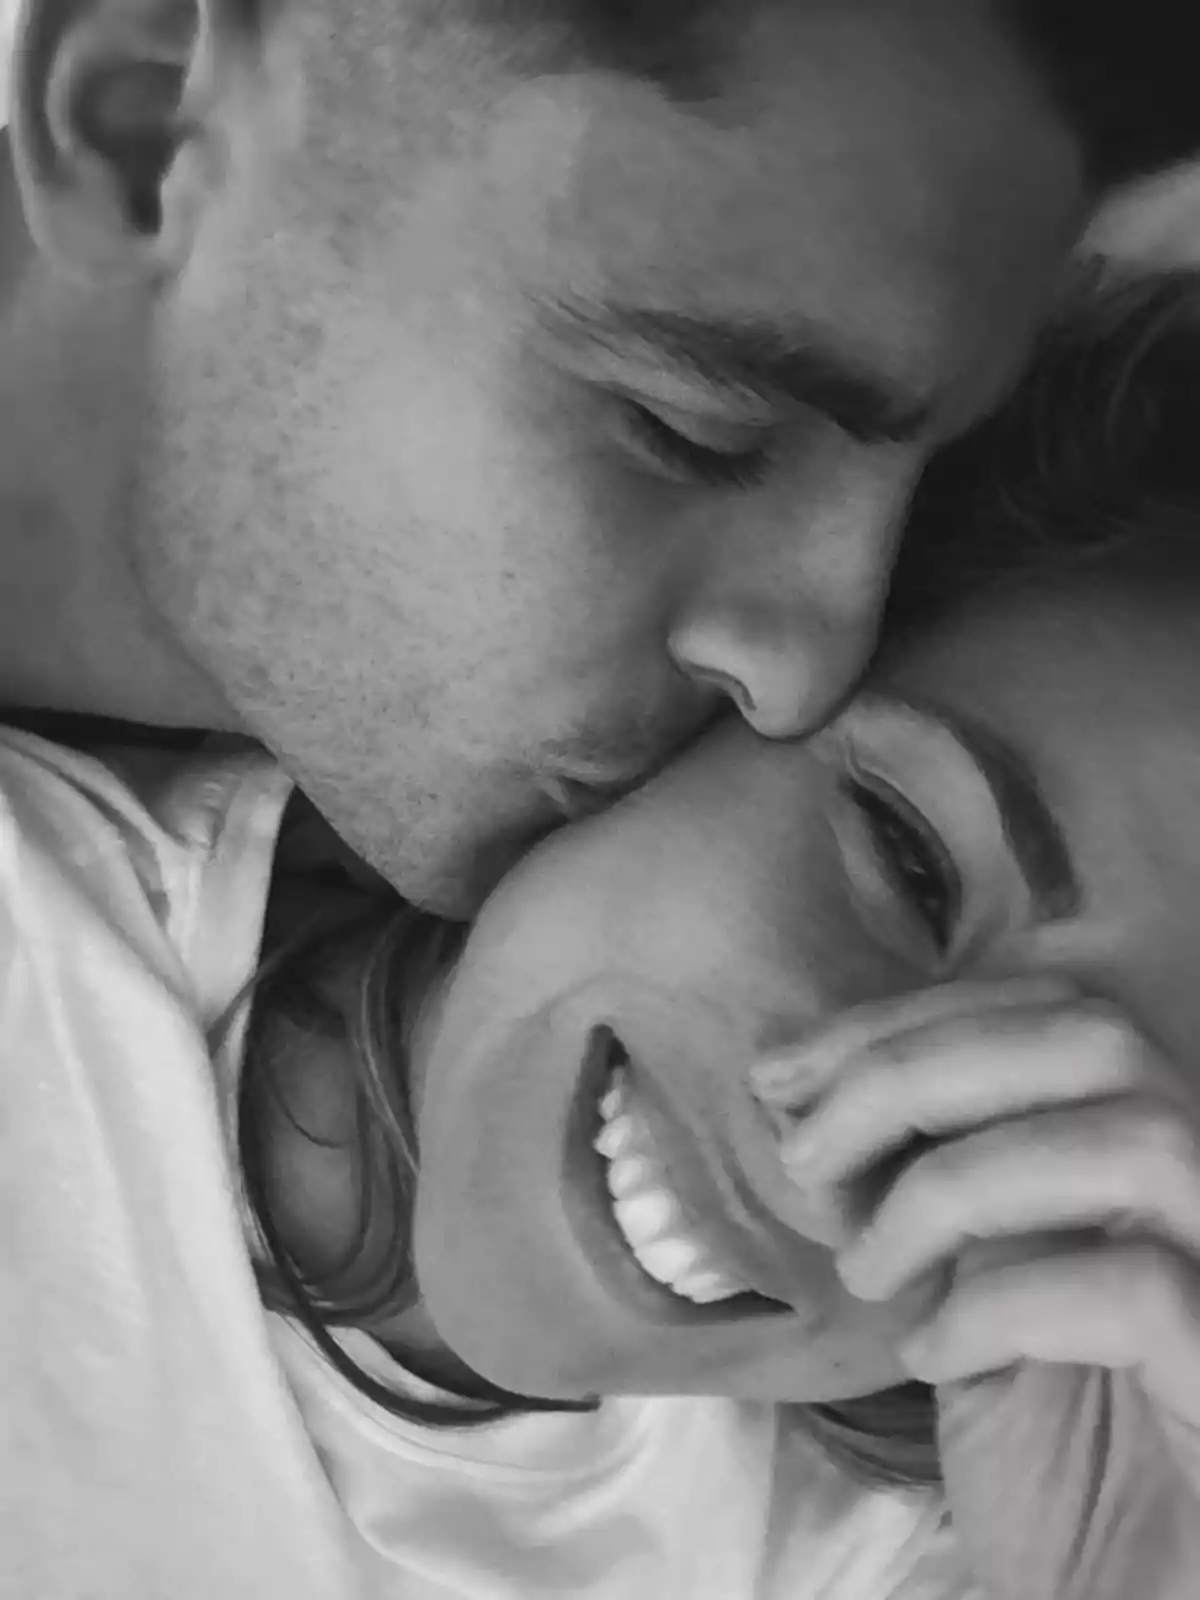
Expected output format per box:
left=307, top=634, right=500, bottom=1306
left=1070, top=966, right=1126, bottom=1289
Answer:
left=920, top=702, right=1082, bottom=923
left=540, top=299, right=936, bottom=447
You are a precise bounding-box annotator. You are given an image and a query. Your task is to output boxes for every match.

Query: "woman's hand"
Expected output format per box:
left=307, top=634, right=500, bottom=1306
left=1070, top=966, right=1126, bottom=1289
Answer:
left=754, top=977, right=1200, bottom=1600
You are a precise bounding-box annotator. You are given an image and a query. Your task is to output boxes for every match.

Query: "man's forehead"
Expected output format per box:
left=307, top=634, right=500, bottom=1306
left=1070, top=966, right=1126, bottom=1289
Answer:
left=475, top=15, right=1085, bottom=439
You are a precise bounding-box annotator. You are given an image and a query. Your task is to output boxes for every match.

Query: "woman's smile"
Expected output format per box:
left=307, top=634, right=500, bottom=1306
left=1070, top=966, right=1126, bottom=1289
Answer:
left=410, top=934, right=931, bottom=1403
left=559, top=1027, right=793, bottom=1325
left=593, top=1056, right=769, bottom=1307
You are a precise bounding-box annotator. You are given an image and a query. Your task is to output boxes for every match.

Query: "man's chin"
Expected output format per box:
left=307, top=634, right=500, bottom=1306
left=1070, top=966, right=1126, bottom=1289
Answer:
left=387, top=867, right=478, bottom=921
left=385, top=816, right=565, bottom=920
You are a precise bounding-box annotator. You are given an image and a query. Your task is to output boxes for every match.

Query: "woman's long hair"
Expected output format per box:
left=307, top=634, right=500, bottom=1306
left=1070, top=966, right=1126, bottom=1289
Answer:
left=228, top=856, right=600, bottom=1425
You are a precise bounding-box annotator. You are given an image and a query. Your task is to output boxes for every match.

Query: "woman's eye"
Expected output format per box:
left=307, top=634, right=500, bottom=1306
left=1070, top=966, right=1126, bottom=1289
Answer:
left=845, top=777, right=961, bottom=954
left=618, top=401, right=774, bottom=490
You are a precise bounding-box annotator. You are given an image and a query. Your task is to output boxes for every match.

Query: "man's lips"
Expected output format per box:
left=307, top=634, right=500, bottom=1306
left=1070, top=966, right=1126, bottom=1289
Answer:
left=540, top=740, right=686, bottom=822
left=548, top=775, right=643, bottom=821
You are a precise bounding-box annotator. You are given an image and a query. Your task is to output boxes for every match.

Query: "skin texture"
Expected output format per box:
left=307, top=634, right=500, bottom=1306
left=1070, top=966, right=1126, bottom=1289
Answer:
left=258, top=559, right=1200, bottom=1443
left=230, top=532, right=1200, bottom=1600
left=0, top=0, right=1087, bottom=912
left=765, top=570, right=1200, bottom=1600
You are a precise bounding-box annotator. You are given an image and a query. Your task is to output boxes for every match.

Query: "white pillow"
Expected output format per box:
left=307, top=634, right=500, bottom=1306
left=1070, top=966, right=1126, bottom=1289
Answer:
left=1086, top=161, right=1200, bottom=269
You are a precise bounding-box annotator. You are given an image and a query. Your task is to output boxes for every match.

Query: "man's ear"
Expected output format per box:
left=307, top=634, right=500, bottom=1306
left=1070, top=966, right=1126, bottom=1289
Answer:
left=8, top=0, right=272, bottom=284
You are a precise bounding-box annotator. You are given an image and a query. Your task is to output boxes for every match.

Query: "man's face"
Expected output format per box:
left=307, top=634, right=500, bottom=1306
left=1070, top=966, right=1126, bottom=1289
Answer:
left=136, top=0, right=1086, bottom=913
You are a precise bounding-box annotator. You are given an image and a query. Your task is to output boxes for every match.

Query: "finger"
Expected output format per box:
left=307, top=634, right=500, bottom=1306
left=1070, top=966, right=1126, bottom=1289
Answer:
left=778, top=1000, right=1180, bottom=1202
left=749, top=974, right=1077, bottom=1108
left=900, top=1239, right=1200, bottom=1409
left=837, top=1097, right=1200, bottom=1302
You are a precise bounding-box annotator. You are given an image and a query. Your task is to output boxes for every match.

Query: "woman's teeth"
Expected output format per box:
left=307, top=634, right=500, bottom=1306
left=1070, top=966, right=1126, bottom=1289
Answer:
left=592, top=1066, right=752, bottom=1306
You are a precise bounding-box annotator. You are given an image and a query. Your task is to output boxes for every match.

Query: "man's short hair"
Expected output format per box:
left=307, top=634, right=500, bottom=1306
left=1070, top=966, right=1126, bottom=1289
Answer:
left=451, top=2, right=1200, bottom=194
left=412, top=0, right=725, bottom=100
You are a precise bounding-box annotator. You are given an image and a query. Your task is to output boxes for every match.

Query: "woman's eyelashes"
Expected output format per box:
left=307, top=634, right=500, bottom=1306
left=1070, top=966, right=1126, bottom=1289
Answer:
left=842, top=774, right=962, bottom=956
left=615, top=398, right=777, bottom=490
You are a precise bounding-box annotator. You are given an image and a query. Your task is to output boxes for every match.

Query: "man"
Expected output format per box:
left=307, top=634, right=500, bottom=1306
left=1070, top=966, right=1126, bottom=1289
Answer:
left=0, top=0, right=1196, bottom=918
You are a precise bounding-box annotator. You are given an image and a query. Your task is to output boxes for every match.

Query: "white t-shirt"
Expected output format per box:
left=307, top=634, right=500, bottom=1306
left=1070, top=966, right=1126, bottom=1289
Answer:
left=0, top=728, right=975, bottom=1599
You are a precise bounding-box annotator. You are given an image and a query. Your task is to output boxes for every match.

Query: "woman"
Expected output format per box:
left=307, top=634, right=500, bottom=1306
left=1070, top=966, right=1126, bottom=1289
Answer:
left=5, top=271, right=1200, bottom=1599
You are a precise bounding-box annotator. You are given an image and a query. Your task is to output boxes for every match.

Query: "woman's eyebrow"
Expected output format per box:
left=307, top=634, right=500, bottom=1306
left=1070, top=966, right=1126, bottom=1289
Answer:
left=929, top=705, right=1082, bottom=923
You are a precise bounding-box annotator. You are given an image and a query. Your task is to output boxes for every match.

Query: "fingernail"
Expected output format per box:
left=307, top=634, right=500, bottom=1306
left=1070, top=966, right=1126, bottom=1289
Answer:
left=836, top=1239, right=874, bottom=1292
left=749, top=1049, right=828, bottom=1104
left=779, top=1122, right=824, bottom=1178
left=899, top=1329, right=942, bottom=1380
left=836, top=1240, right=893, bottom=1302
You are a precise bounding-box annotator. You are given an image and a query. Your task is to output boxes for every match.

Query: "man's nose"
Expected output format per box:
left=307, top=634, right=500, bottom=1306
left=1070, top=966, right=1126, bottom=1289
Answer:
left=666, top=463, right=914, bottom=739
left=669, top=598, right=867, bottom=737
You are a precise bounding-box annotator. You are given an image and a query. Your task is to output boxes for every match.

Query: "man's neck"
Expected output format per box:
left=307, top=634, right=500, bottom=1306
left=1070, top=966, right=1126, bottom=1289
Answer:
left=0, top=138, right=235, bottom=732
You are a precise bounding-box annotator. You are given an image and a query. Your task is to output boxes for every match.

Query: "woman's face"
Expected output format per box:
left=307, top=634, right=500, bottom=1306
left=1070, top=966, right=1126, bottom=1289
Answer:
left=409, top=569, right=1200, bottom=1403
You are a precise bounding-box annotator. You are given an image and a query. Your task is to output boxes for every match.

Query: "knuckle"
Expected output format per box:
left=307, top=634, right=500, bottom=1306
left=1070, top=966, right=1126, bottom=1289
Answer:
left=860, top=1030, right=919, bottom=1074
left=1064, top=1001, right=1139, bottom=1077
left=890, top=1138, right=965, bottom=1214
left=847, top=1052, right=907, bottom=1114
left=1132, top=1241, right=1197, bottom=1330
left=1127, top=1096, right=1200, bottom=1174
